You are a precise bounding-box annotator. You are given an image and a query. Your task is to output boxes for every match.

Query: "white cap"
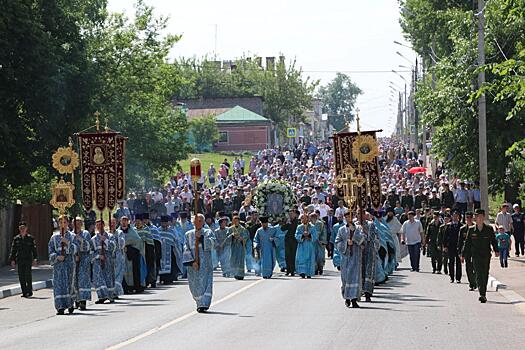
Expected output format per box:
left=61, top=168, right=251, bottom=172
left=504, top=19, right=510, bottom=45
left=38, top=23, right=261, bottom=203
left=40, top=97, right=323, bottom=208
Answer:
left=513, top=204, right=520, bottom=209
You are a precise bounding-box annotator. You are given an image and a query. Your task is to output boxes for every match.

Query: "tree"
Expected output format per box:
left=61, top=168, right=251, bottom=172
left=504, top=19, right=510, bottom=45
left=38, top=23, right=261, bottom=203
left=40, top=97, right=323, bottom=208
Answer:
left=0, top=0, right=103, bottom=204
left=82, top=0, right=190, bottom=189
left=0, top=0, right=191, bottom=202
left=189, top=115, right=219, bottom=152
left=173, top=56, right=318, bottom=129
left=318, top=73, right=362, bottom=129
left=399, top=0, right=525, bottom=195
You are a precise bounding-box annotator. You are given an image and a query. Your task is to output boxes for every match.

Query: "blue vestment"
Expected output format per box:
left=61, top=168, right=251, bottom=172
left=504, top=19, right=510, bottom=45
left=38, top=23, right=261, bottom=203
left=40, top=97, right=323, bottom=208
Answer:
left=111, top=229, right=126, bottom=296
left=331, top=222, right=344, bottom=268
left=183, top=228, right=215, bottom=308
left=295, top=224, right=318, bottom=277
left=214, top=227, right=231, bottom=277
left=91, top=232, right=116, bottom=299
left=73, top=230, right=93, bottom=302
left=362, top=221, right=379, bottom=295
left=335, top=224, right=365, bottom=300
left=48, top=231, right=76, bottom=310
left=313, top=221, right=327, bottom=272
left=228, top=225, right=249, bottom=278
left=254, top=226, right=276, bottom=278
left=273, top=224, right=287, bottom=269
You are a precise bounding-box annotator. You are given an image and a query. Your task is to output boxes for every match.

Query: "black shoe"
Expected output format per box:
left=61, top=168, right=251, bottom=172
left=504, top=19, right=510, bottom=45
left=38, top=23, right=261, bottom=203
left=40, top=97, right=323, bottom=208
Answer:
left=436, top=271, right=441, bottom=274
left=319, top=269, right=323, bottom=275
left=56, top=309, right=65, bottom=315
left=469, top=287, right=475, bottom=291
left=450, top=280, right=454, bottom=283
left=300, top=273, right=305, bottom=279
left=280, top=268, right=286, bottom=272
left=109, top=298, right=115, bottom=303
left=151, top=283, right=157, bottom=288
left=79, top=303, right=87, bottom=311
left=479, top=296, right=487, bottom=303
left=456, top=280, right=461, bottom=284
left=95, top=298, right=106, bottom=304
left=306, top=276, right=312, bottom=279
left=432, top=271, right=435, bottom=274
left=351, top=299, right=360, bottom=308
left=365, top=295, right=372, bottom=302
left=197, top=307, right=207, bottom=313
left=337, top=267, right=341, bottom=271
left=291, top=273, right=295, bottom=277
left=345, top=299, right=351, bottom=308
left=234, top=276, right=244, bottom=280
left=21, top=294, right=27, bottom=298
left=27, top=292, right=33, bottom=297
left=68, top=307, right=74, bottom=314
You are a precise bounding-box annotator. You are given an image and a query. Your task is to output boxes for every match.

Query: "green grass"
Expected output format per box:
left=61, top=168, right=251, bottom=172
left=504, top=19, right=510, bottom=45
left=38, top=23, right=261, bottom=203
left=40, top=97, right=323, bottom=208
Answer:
left=177, top=152, right=252, bottom=185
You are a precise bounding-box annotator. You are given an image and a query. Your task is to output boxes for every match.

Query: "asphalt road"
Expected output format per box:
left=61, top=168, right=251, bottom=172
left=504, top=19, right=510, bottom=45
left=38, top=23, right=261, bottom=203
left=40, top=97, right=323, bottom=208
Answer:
left=1, top=257, right=523, bottom=350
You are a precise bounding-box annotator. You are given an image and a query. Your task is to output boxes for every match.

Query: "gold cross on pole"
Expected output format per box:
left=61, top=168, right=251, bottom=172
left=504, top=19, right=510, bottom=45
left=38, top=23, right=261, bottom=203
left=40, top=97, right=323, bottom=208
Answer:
left=335, top=165, right=366, bottom=207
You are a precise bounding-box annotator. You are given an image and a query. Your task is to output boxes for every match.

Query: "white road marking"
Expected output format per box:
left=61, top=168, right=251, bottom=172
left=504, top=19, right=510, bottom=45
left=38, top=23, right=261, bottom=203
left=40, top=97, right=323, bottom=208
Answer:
left=106, top=278, right=264, bottom=350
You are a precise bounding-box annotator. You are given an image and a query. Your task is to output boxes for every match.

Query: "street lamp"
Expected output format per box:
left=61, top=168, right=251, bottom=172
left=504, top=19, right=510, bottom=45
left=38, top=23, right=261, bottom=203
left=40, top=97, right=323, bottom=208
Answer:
left=397, top=51, right=413, bottom=65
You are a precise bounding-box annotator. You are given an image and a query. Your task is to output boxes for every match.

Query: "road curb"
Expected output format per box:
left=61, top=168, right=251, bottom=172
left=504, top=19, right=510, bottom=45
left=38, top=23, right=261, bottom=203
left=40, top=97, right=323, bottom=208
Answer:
left=0, top=279, right=53, bottom=299
left=488, top=274, right=525, bottom=314
left=487, top=275, right=505, bottom=291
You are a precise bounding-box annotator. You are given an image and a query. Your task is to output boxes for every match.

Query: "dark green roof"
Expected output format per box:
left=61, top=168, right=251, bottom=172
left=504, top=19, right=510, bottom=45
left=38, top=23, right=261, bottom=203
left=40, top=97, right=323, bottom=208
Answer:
left=215, top=106, right=270, bottom=123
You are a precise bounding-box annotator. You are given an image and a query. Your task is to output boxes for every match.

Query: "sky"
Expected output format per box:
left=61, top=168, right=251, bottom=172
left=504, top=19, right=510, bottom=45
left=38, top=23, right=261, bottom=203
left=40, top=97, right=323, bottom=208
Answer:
left=108, top=0, right=417, bottom=136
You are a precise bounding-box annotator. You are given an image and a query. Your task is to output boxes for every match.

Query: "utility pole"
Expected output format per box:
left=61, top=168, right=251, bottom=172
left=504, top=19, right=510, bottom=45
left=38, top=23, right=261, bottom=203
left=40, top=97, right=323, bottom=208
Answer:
left=413, top=57, right=419, bottom=153
left=477, top=0, right=489, bottom=216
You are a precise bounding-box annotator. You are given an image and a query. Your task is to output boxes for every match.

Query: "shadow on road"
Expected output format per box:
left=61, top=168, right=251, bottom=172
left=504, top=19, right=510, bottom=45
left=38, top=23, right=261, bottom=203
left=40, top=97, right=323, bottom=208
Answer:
left=204, top=311, right=239, bottom=316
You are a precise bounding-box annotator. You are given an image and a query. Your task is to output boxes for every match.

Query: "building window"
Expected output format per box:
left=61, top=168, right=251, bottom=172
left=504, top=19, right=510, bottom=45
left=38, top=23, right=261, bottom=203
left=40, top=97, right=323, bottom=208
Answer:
left=218, top=131, right=228, bottom=143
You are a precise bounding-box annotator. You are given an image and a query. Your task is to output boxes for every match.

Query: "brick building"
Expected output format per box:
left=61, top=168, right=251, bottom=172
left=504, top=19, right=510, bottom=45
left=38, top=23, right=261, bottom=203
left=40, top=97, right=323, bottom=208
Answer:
left=175, top=97, right=272, bottom=152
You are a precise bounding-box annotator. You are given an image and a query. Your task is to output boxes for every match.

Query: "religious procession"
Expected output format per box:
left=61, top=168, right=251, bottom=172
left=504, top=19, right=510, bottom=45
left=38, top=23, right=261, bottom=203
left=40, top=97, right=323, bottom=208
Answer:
left=17, top=107, right=507, bottom=320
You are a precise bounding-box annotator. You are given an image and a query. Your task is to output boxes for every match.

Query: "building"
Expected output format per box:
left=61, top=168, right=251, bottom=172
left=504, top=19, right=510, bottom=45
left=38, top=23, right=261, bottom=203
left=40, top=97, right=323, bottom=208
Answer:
left=213, top=106, right=271, bottom=151
left=176, top=97, right=272, bottom=152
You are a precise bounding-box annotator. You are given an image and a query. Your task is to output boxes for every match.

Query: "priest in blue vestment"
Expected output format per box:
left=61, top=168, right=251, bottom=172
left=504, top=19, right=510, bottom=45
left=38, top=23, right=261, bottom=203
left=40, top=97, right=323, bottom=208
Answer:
left=253, top=216, right=277, bottom=279
left=49, top=215, right=77, bottom=315
left=295, top=214, right=318, bottom=279
left=72, top=217, right=93, bottom=310
left=228, top=215, right=249, bottom=280
left=335, top=211, right=365, bottom=308
left=92, top=219, right=116, bottom=304
left=183, top=214, right=215, bottom=313
left=214, top=217, right=231, bottom=277
left=158, top=215, right=181, bottom=284
left=362, top=214, right=380, bottom=302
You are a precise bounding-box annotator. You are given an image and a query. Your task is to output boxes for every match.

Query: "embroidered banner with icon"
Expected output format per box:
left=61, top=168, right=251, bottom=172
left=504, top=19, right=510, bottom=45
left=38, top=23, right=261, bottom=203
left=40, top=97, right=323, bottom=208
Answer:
left=332, top=130, right=381, bottom=209
left=77, top=132, right=126, bottom=211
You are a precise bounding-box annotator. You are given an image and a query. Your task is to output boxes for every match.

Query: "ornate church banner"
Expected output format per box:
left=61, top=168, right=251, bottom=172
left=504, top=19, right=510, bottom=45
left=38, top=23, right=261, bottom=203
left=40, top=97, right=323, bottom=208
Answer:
left=333, top=130, right=381, bottom=209
left=77, top=132, right=126, bottom=211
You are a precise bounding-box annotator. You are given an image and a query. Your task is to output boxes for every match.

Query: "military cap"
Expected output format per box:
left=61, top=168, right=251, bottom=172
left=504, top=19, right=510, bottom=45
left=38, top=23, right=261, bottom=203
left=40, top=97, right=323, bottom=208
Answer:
left=160, top=215, right=170, bottom=222
left=474, top=209, right=485, bottom=216
left=260, top=216, right=269, bottom=223
left=179, top=211, right=188, bottom=218
left=465, top=211, right=474, bottom=217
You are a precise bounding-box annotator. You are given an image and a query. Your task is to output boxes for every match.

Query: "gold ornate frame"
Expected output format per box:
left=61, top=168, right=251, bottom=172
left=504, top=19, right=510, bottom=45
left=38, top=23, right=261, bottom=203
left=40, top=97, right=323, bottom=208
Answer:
left=352, top=135, right=379, bottom=163
left=50, top=179, right=75, bottom=213
left=52, top=146, right=79, bottom=174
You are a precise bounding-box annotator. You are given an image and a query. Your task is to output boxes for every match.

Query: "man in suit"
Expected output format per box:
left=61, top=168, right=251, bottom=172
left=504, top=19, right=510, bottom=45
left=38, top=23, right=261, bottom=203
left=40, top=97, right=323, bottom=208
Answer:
left=324, top=208, right=337, bottom=258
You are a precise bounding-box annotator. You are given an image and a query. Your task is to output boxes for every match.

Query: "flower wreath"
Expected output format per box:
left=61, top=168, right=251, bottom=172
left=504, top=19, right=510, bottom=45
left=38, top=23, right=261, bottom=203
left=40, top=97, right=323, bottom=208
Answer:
left=254, top=179, right=295, bottom=223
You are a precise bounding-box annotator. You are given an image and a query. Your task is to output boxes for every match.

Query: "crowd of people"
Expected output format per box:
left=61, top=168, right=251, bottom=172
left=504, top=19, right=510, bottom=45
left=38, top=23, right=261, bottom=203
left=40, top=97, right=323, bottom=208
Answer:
left=8, top=138, right=523, bottom=313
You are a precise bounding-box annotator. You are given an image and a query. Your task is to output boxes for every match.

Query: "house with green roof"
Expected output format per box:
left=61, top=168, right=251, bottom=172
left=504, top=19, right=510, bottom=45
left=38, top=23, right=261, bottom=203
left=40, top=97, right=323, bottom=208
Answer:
left=186, top=105, right=272, bottom=152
